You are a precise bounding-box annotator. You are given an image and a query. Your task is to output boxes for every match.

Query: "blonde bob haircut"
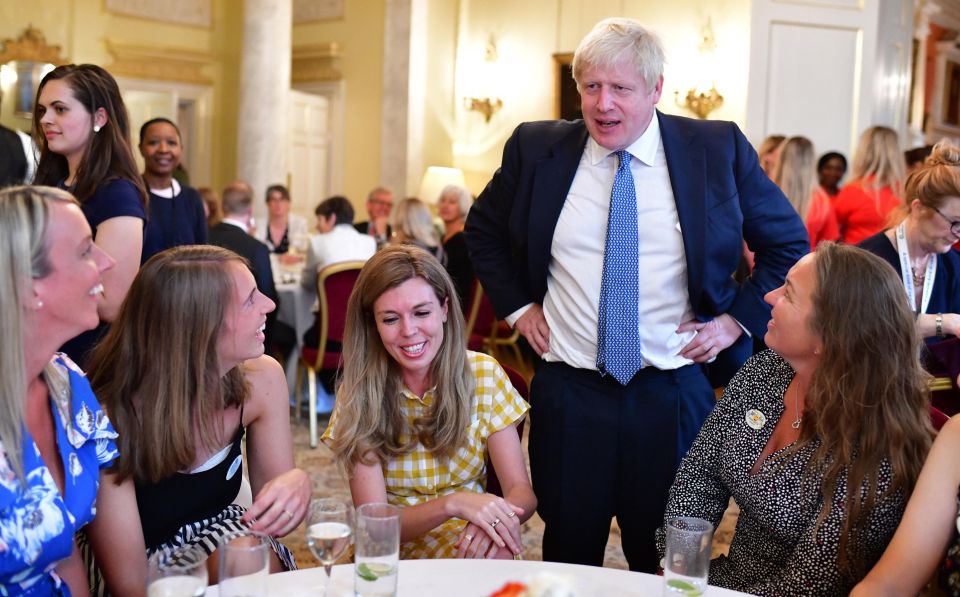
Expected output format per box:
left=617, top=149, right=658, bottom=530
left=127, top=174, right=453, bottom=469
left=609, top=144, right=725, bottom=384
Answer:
left=392, top=197, right=440, bottom=249
left=0, top=185, right=77, bottom=480
left=439, top=184, right=473, bottom=220
left=904, top=141, right=960, bottom=211
left=87, top=245, right=250, bottom=484
left=329, top=244, right=474, bottom=474
left=572, top=17, right=665, bottom=93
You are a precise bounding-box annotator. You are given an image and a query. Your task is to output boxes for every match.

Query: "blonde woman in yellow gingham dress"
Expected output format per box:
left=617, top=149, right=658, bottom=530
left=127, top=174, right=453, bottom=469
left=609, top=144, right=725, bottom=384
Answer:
left=322, top=245, right=537, bottom=560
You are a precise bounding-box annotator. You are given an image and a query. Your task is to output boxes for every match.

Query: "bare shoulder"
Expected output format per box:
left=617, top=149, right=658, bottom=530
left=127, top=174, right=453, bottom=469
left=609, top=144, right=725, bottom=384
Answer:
left=936, top=415, right=960, bottom=450
left=240, top=356, right=287, bottom=419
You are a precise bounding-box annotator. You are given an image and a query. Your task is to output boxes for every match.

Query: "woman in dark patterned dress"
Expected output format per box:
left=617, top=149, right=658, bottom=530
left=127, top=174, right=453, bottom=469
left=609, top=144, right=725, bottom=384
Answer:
left=657, top=242, right=933, bottom=596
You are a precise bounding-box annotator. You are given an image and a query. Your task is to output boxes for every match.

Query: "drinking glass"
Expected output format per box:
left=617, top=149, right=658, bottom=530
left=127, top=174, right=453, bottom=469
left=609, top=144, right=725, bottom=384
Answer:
left=662, top=517, right=714, bottom=597
left=146, top=549, right=207, bottom=597
left=217, top=530, right=270, bottom=597
left=306, top=498, right=353, bottom=594
left=354, top=503, right=400, bottom=597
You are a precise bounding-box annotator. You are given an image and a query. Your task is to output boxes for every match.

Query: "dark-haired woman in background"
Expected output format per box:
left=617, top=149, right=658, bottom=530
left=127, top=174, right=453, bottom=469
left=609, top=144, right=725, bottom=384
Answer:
left=138, top=117, right=207, bottom=263
left=817, top=152, right=847, bottom=200
left=32, top=64, right=146, bottom=367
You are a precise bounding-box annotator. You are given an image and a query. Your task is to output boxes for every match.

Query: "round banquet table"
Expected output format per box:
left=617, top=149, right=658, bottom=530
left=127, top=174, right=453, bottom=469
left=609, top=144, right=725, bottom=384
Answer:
left=205, top=559, right=754, bottom=596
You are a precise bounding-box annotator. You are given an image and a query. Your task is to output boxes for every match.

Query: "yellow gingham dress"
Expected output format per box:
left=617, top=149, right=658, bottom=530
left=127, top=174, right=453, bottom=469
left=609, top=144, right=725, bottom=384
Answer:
left=323, top=351, right=529, bottom=559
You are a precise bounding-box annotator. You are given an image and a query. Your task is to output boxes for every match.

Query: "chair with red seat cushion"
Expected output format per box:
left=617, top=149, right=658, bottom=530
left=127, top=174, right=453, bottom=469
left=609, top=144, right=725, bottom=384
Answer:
left=295, top=261, right=366, bottom=447
left=485, top=363, right=528, bottom=498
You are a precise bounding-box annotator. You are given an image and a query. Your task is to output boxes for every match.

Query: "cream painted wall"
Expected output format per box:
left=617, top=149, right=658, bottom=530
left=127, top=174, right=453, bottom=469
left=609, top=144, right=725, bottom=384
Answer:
left=449, top=0, right=752, bottom=193
left=293, top=1, right=386, bottom=213
left=0, top=0, right=239, bottom=191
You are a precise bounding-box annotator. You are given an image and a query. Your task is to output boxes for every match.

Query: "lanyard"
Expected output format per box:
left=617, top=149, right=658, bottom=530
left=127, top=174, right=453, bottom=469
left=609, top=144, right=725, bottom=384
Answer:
left=896, top=221, right=936, bottom=313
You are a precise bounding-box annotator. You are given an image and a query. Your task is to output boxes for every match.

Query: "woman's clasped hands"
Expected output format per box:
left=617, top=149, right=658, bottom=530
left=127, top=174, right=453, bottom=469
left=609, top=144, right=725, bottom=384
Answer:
left=450, top=492, right=524, bottom=559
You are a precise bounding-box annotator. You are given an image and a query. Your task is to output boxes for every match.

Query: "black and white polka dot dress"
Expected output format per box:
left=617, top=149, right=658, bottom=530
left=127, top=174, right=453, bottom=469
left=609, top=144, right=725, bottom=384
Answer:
left=655, top=350, right=906, bottom=596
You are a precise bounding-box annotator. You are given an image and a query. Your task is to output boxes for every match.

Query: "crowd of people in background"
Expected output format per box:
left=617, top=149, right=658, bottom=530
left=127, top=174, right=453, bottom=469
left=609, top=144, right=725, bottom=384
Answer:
left=4, top=14, right=960, bottom=597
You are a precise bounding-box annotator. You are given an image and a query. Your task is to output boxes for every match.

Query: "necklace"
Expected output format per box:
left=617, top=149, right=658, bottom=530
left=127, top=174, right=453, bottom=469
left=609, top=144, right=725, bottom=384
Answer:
left=792, top=381, right=802, bottom=430
left=911, top=266, right=925, bottom=287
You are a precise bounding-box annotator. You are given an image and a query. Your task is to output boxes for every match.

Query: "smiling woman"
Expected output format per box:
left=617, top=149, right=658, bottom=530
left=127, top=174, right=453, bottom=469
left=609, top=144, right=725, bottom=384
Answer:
left=85, top=246, right=311, bottom=587
left=857, top=141, right=960, bottom=342
left=138, top=117, right=208, bottom=263
left=31, top=64, right=147, bottom=368
left=323, top=245, right=536, bottom=560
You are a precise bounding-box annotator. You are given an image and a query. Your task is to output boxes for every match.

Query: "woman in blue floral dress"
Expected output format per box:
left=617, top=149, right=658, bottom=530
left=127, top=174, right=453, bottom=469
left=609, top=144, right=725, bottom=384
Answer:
left=0, top=185, right=143, bottom=595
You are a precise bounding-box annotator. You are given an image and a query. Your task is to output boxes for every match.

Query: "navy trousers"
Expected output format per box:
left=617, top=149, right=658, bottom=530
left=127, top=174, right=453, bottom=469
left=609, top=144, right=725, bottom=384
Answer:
left=528, top=361, right=715, bottom=572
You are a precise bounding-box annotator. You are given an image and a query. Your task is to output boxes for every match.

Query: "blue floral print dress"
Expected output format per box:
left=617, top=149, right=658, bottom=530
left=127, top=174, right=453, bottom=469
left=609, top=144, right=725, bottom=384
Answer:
left=0, top=354, right=119, bottom=596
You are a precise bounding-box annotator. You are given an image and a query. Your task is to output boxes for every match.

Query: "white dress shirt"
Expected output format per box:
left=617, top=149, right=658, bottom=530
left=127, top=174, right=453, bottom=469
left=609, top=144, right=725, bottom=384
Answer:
left=301, top=224, right=377, bottom=309
left=518, top=115, right=698, bottom=371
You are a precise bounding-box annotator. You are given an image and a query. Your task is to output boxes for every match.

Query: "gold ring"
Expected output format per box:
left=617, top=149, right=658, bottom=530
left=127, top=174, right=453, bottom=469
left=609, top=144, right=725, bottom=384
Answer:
left=284, top=509, right=293, bottom=519
left=490, top=518, right=501, bottom=529
left=507, top=511, right=516, bottom=518
left=465, top=534, right=474, bottom=541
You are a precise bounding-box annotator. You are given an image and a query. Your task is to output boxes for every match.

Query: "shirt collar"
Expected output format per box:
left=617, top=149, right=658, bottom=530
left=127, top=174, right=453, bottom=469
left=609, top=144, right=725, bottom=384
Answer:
left=222, top=217, right=248, bottom=231
left=400, top=385, right=435, bottom=406
left=586, top=111, right=661, bottom=167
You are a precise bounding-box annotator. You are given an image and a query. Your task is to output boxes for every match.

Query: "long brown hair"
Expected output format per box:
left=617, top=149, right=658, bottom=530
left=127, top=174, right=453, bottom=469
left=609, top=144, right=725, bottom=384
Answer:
left=328, top=245, right=473, bottom=474
left=87, top=246, right=249, bottom=483
left=801, top=242, right=931, bottom=577
left=32, top=64, right=147, bottom=208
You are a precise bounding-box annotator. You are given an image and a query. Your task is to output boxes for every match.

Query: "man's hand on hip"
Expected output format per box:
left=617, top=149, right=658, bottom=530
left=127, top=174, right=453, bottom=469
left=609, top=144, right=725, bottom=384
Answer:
left=676, top=314, right=744, bottom=363
left=515, top=304, right=551, bottom=356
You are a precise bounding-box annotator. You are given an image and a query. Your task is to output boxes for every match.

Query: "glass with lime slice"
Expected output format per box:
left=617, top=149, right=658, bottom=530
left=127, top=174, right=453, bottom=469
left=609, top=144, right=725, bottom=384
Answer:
left=662, top=517, right=713, bottom=597
left=355, top=504, right=400, bottom=596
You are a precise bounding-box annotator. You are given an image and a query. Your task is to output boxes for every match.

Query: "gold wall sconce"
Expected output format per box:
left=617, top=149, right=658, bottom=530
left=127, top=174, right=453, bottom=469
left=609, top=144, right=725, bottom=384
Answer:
left=464, top=35, right=503, bottom=123
left=0, top=26, right=66, bottom=117
left=675, top=85, right=724, bottom=119
left=674, top=19, right=724, bottom=119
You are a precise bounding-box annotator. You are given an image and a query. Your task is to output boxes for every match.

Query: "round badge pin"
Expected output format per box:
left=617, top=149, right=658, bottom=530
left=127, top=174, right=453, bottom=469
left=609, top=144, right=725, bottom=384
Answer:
left=745, top=409, right=767, bottom=430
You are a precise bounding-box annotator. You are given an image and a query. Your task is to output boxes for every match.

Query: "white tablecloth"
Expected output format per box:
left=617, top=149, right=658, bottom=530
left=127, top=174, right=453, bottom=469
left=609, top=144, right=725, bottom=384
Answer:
left=206, top=559, right=753, bottom=596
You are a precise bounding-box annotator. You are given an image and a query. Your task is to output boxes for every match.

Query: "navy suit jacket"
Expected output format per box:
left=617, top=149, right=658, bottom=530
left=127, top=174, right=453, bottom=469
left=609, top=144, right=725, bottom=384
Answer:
left=208, top=221, right=279, bottom=307
left=464, top=112, right=808, bottom=383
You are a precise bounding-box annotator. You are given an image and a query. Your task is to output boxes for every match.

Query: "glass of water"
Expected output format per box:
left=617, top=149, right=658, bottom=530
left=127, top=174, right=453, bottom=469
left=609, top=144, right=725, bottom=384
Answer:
left=354, top=503, right=400, bottom=597
left=147, top=548, right=207, bottom=597
left=217, top=530, right=271, bottom=597
left=663, top=517, right=714, bottom=597
left=306, top=498, right=353, bottom=594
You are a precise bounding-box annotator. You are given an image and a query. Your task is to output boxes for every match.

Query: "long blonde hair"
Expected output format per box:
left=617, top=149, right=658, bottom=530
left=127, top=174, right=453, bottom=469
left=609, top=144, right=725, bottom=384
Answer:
left=87, top=246, right=249, bottom=483
left=850, top=126, right=906, bottom=197
left=0, top=185, right=77, bottom=480
left=774, top=136, right=818, bottom=220
left=800, top=242, right=931, bottom=578
left=329, top=245, right=474, bottom=474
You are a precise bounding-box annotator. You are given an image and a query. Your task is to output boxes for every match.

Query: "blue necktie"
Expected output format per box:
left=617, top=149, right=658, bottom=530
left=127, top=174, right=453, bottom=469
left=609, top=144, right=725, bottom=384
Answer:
left=596, top=149, right=642, bottom=385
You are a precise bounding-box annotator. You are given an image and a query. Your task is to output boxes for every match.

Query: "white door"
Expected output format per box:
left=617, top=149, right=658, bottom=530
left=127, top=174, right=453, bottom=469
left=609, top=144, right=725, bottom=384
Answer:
left=288, top=89, right=331, bottom=222
left=746, top=0, right=913, bottom=159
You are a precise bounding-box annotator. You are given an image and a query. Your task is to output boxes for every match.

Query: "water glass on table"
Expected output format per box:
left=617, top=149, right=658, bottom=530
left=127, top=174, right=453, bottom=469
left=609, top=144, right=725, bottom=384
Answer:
left=306, top=498, right=354, bottom=594
left=354, top=503, right=400, bottom=597
left=217, top=530, right=271, bottom=597
left=663, top=517, right=714, bottom=597
left=147, top=549, right=207, bottom=597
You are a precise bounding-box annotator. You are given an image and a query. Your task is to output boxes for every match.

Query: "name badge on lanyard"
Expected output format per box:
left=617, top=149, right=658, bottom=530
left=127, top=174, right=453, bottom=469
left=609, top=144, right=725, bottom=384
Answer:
left=896, top=222, right=936, bottom=313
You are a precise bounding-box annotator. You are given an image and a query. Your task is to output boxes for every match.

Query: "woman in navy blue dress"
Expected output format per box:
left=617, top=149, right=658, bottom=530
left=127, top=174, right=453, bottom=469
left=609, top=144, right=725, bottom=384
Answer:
left=138, top=117, right=207, bottom=263
left=32, top=64, right=147, bottom=367
left=0, top=185, right=143, bottom=596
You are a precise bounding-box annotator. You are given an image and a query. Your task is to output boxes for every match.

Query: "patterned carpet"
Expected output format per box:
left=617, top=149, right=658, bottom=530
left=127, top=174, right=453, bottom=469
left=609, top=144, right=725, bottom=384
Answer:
left=278, top=413, right=737, bottom=570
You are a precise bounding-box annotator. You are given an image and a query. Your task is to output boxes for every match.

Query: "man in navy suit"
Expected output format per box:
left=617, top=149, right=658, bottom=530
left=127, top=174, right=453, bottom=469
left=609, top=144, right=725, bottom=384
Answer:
left=465, top=18, right=807, bottom=572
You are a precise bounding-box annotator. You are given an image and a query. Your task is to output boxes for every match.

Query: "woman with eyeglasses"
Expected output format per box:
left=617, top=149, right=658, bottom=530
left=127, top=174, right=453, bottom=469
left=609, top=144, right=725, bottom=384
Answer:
left=858, top=141, right=960, bottom=341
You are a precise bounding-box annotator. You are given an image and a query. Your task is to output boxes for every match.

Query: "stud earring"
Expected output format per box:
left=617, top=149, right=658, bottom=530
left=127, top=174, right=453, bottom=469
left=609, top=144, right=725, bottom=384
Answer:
left=93, top=124, right=101, bottom=133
